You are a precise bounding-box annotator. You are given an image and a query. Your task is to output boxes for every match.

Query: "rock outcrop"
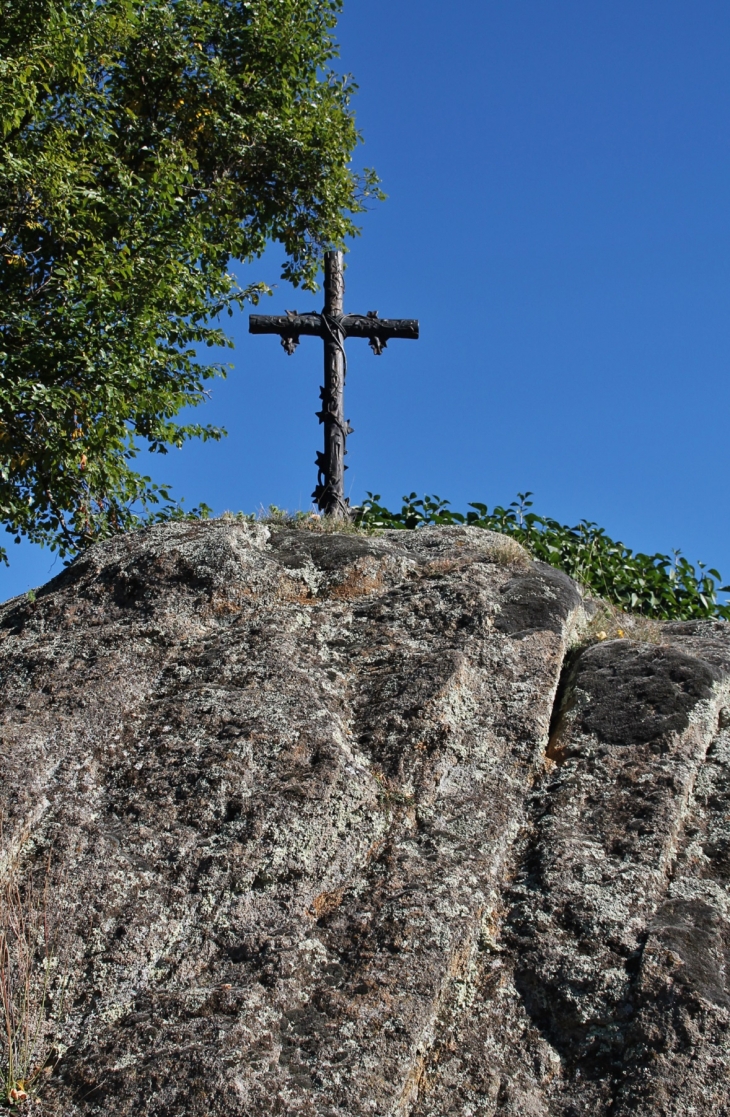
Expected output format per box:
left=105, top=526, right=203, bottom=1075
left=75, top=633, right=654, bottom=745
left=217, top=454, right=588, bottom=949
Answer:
left=1, top=521, right=730, bottom=1115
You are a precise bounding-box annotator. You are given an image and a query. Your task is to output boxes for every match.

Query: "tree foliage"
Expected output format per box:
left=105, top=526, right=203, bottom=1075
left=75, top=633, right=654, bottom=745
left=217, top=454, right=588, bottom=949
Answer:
left=356, top=492, right=730, bottom=621
left=0, top=0, right=378, bottom=561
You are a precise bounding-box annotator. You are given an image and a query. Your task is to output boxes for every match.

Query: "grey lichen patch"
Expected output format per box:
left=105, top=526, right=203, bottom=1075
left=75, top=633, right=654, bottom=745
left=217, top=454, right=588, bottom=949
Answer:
left=1, top=521, right=730, bottom=1116
left=381, top=524, right=533, bottom=570
left=575, top=640, right=720, bottom=746
left=645, top=897, right=730, bottom=1008
left=494, top=562, right=583, bottom=638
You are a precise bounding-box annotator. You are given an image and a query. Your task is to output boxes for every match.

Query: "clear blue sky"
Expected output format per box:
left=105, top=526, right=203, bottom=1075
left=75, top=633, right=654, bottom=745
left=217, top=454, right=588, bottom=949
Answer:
left=6, top=0, right=730, bottom=599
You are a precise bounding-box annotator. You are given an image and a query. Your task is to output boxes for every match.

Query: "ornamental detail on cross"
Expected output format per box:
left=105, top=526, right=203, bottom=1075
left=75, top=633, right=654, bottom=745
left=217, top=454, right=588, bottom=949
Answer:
left=249, top=251, right=419, bottom=518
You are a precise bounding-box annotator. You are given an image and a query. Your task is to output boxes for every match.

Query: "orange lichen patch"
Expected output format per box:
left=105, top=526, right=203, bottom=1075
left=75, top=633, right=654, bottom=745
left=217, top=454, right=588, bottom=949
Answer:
left=422, top=557, right=465, bottom=577
left=284, top=739, right=315, bottom=765
left=210, top=597, right=242, bottom=616
left=310, top=887, right=345, bottom=920
left=364, top=835, right=388, bottom=865
left=446, top=930, right=478, bottom=982
left=63, top=605, right=81, bottom=627
left=275, top=578, right=317, bottom=604
left=545, top=728, right=569, bottom=766
left=327, top=564, right=386, bottom=600
left=396, top=1053, right=427, bottom=1115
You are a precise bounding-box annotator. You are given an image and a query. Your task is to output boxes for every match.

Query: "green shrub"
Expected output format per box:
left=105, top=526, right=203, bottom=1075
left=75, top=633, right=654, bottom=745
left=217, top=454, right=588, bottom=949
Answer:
left=355, top=492, right=730, bottom=622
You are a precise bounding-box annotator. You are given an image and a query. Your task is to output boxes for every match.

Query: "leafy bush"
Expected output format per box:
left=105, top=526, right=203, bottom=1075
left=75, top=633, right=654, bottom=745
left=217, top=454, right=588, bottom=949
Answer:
left=355, top=492, right=730, bottom=621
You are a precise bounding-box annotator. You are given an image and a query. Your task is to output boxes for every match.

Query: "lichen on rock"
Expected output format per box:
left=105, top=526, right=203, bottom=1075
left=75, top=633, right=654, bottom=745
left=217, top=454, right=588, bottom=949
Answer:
left=1, top=521, right=729, bottom=1115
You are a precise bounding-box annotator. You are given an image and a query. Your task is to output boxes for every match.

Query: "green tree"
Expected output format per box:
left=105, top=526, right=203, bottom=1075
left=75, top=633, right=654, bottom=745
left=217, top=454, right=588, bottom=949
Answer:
left=357, top=492, right=730, bottom=621
left=0, top=0, right=378, bottom=561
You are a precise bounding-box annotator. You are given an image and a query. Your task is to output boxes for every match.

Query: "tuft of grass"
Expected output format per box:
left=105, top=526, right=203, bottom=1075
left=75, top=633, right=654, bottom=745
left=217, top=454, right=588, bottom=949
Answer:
left=219, top=507, right=372, bottom=535
left=355, top=492, right=730, bottom=622
left=579, top=599, right=663, bottom=646
left=482, top=535, right=532, bottom=570
left=0, top=849, right=69, bottom=1110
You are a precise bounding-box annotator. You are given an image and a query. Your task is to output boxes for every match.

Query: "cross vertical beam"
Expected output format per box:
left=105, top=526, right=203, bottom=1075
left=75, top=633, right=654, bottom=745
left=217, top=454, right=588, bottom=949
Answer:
left=316, top=251, right=350, bottom=517
left=249, top=253, right=419, bottom=518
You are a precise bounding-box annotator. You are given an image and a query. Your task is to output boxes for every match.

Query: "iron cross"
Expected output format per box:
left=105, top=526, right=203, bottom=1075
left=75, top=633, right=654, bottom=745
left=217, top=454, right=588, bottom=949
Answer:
left=249, top=251, right=419, bottom=518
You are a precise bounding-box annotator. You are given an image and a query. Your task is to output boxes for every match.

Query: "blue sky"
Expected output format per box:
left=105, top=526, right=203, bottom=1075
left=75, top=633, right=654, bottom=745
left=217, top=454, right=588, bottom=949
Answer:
left=6, top=0, right=730, bottom=599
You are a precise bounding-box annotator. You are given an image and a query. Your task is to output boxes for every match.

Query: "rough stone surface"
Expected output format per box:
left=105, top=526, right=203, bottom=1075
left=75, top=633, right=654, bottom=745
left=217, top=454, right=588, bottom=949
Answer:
left=1, top=521, right=730, bottom=1115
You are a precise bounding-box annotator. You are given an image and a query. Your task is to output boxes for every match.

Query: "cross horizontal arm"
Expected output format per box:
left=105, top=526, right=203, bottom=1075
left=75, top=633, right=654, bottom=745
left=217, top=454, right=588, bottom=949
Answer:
left=249, top=313, right=323, bottom=337
left=248, top=313, right=419, bottom=340
left=342, top=315, right=419, bottom=341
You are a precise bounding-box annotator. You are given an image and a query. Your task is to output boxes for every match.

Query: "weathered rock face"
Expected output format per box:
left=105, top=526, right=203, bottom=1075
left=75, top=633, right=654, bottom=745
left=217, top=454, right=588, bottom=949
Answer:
left=1, top=521, right=730, bottom=1115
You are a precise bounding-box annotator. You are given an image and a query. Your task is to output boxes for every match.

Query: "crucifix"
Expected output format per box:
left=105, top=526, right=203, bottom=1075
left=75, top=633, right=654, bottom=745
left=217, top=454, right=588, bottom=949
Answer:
left=249, top=251, right=419, bottom=519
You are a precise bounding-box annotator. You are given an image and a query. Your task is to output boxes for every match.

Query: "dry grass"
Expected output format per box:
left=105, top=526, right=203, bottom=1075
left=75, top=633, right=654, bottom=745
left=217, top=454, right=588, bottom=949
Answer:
left=485, top=535, right=532, bottom=569
left=576, top=596, right=663, bottom=647
left=0, top=847, right=68, bottom=1111
left=220, top=507, right=372, bottom=535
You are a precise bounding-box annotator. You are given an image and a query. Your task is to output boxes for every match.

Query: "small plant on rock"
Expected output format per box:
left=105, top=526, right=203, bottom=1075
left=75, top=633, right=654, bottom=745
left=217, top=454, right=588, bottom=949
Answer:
left=0, top=854, right=67, bottom=1110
